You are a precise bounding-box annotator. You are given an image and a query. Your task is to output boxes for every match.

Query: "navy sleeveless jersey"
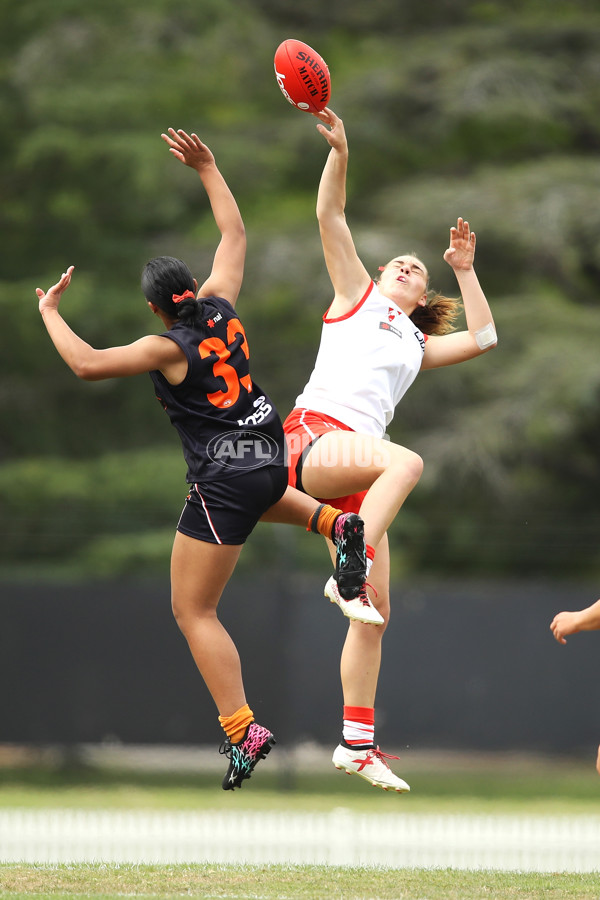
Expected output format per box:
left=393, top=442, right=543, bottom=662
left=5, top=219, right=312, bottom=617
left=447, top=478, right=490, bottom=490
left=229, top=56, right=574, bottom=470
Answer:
left=149, top=297, right=285, bottom=482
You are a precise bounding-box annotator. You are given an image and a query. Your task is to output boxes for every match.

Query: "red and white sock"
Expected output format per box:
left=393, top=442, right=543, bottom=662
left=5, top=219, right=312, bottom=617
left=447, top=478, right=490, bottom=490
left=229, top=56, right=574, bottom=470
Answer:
left=366, top=545, right=375, bottom=578
left=342, top=705, right=375, bottom=748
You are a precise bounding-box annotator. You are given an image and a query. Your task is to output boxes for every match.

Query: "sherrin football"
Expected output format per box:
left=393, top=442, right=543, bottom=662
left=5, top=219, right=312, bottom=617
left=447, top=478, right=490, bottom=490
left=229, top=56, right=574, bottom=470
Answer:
left=274, top=39, right=331, bottom=113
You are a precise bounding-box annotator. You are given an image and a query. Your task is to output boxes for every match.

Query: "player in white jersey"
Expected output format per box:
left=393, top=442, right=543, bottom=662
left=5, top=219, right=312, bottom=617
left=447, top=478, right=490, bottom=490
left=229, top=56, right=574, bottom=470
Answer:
left=294, top=278, right=427, bottom=438
left=283, top=108, right=497, bottom=792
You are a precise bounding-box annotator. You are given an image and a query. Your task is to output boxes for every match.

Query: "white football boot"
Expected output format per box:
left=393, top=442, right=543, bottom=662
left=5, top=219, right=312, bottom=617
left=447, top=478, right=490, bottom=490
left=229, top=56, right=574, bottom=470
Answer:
left=324, top=576, right=384, bottom=626
left=332, top=743, right=410, bottom=792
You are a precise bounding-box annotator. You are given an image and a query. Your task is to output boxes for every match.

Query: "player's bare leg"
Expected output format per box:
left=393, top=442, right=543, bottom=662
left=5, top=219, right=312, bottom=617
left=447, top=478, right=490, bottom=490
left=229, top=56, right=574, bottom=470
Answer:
left=170, top=533, right=246, bottom=714
left=303, top=431, right=420, bottom=620
left=170, top=532, right=275, bottom=790
left=327, top=535, right=410, bottom=792
left=301, top=431, right=423, bottom=550
left=333, top=535, right=390, bottom=708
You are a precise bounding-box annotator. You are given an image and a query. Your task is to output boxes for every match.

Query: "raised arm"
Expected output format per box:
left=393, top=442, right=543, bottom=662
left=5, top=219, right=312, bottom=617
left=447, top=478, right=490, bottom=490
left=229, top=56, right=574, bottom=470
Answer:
left=422, top=218, right=497, bottom=369
left=37, top=267, right=181, bottom=381
left=313, top=108, right=371, bottom=315
left=161, top=128, right=246, bottom=307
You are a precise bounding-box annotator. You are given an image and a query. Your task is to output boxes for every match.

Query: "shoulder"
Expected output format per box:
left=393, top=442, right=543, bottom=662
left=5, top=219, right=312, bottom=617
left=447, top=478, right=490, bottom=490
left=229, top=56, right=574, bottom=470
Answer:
left=198, top=295, right=239, bottom=323
left=324, top=280, right=376, bottom=322
left=141, top=333, right=187, bottom=360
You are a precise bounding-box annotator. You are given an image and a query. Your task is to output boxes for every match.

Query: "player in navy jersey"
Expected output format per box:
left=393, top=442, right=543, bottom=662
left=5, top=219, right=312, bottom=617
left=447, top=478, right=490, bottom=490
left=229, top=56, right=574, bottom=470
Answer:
left=36, top=126, right=366, bottom=790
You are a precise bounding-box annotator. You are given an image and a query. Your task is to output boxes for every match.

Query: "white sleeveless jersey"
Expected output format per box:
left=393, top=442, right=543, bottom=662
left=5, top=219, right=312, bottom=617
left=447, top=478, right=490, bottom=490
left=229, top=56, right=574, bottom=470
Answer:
left=294, top=281, right=426, bottom=437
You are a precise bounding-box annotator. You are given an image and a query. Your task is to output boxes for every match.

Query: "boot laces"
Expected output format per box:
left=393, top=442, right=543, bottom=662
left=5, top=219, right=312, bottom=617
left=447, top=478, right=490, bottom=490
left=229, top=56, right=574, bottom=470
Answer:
left=219, top=740, right=232, bottom=758
left=370, top=745, right=400, bottom=764
left=358, top=582, right=378, bottom=608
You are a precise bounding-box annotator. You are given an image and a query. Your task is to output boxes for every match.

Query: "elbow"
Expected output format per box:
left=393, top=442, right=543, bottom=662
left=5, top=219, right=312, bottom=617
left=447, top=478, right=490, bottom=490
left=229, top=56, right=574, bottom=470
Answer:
left=474, top=322, right=498, bottom=352
left=233, top=225, right=247, bottom=257
left=72, top=359, right=102, bottom=381
left=317, top=211, right=346, bottom=233
left=231, top=222, right=246, bottom=246
left=72, top=363, right=94, bottom=381
left=221, top=221, right=246, bottom=250
left=476, top=339, right=497, bottom=359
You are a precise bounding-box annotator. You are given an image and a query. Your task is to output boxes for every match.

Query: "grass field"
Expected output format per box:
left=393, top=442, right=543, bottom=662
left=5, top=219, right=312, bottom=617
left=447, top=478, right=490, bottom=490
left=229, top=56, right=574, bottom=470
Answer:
left=1, top=861, right=600, bottom=899
left=0, top=750, right=599, bottom=898
left=0, top=749, right=599, bottom=815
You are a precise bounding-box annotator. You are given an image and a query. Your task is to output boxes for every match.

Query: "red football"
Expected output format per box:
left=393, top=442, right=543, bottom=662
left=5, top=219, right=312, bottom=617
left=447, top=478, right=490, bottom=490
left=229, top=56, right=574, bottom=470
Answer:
left=274, top=39, right=331, bottom=114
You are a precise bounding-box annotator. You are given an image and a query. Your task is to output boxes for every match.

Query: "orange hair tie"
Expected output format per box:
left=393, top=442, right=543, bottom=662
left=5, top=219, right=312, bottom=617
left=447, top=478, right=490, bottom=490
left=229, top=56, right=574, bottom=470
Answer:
left=172, top=290, right=195, bottom=303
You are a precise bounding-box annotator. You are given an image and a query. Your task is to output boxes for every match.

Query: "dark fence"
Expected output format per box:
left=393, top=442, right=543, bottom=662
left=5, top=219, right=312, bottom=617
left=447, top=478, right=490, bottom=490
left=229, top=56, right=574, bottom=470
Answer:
left=1, top=575, right=598, bottom=754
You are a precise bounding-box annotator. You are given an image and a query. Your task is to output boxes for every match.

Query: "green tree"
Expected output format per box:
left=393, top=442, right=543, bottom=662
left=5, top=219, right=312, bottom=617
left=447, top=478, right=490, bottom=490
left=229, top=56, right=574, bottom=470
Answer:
left=1, top=0, right=600, bottom=578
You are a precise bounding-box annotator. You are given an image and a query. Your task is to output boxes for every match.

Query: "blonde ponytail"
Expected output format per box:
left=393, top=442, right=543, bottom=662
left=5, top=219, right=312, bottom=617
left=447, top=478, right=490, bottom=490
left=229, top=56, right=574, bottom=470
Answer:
left=410, top=291, right=462, bottom=336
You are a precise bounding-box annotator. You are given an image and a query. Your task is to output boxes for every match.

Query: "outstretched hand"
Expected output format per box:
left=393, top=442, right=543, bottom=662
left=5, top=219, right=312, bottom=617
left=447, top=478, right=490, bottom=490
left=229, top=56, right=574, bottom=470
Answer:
left=312, top=107, right=347, bottom=152
left=443, top=217, right=476, bottom=271
left=161, top=128, right=215, bottom=171
left=36, top=266, right=74, bottom=314
left=550, top=611, right=581, bottom=645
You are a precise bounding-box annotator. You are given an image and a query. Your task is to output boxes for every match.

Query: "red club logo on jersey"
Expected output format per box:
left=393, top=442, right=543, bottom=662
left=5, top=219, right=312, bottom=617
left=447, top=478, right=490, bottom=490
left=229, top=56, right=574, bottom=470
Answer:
left=388, top=307, right=396, bottom=322
left=207, top=318, right=215, bottom=328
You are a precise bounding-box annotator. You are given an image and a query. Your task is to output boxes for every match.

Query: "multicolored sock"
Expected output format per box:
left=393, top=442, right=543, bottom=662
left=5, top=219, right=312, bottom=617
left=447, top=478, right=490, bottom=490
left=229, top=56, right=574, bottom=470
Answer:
left=307, top=503, right=344, bottom=540
left=342, top=705, right=375, bottom=748
left=218, top=703, right=254, bottom=745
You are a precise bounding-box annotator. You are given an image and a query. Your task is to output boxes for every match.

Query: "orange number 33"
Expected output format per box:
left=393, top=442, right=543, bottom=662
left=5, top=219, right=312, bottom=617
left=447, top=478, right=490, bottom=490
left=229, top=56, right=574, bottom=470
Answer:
left=198, top=318, right=253, bottom=408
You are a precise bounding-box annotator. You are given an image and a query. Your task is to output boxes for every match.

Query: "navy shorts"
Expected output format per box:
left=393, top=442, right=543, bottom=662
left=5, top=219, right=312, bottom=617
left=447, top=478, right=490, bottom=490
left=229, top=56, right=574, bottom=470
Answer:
left=176, top=464, right=288, bottom=545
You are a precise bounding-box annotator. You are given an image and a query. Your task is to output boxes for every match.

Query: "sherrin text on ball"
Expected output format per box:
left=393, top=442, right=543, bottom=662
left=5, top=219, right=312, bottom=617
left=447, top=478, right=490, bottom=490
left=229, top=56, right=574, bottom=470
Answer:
left=274, top=39, right=331, bottom=113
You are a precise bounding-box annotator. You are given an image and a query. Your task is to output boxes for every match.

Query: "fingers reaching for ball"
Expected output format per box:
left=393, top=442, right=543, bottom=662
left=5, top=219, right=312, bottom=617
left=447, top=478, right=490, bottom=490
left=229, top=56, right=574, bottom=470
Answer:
left=313, top=107, right=335, bottom=124
left=313, top=108, right=346, bottom=150
left=161, top=128, right=215, bottom=170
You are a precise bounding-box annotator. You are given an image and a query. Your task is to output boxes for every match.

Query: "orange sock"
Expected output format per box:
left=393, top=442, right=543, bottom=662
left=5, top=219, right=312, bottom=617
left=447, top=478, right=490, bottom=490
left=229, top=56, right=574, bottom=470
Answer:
left=307, top=503, right=343, bottom=539
left=218, top=703, right=254, bottom=744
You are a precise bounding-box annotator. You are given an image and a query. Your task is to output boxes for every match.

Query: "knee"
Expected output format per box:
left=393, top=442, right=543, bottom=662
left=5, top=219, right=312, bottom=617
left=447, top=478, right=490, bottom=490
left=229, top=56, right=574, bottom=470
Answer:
left=350, top=615, right=389, bottom=637
left=171, top=578, right=220, bottom=636
left=171, top=596, right=187, bottom=633
left=171, top=594, right=210, bottom=634
left=408, top=450, right=424, bottom=484
left=377, top=596, right=391, bottom=631
left=392, top=448, right=423, bottom=488
left=360, top=588, right=391, bottom=632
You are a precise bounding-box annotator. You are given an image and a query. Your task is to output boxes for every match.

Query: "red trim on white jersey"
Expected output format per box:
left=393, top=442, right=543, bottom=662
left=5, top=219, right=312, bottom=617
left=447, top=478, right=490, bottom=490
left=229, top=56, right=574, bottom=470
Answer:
left=294, top=282, right=426, bottom=437
left=323, top=281, right=375, bottom=324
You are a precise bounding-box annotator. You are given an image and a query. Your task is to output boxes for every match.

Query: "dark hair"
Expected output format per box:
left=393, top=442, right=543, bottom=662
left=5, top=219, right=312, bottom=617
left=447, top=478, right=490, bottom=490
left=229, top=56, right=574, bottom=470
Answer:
left=141, top=256, right=204, bottom=327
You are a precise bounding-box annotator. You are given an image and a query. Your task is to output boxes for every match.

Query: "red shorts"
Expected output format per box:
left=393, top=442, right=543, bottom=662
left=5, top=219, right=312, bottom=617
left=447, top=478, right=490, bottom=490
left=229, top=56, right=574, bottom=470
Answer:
left=283, top=408, right=367, bottom=515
